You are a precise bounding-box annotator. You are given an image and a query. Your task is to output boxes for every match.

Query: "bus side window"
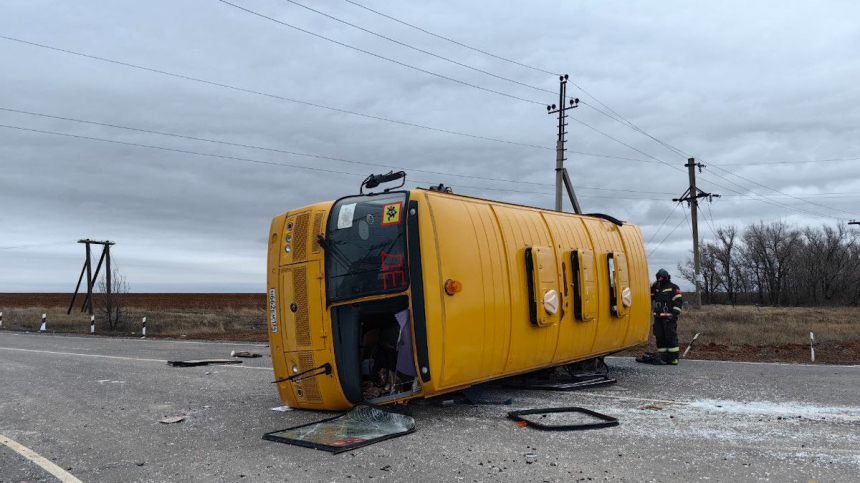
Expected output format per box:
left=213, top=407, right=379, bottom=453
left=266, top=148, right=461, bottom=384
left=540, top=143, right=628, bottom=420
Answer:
left=607, top=253, right=617, bottom=316
left=571, top=249, right=597, bottom=322
left=570, top=251, right=583, bottom=320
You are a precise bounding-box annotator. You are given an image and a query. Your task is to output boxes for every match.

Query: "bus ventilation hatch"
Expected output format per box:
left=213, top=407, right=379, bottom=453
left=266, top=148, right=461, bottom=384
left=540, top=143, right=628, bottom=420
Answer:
left=311, top=211, right=324, bottom=254
left=297, top=351, right=322, bottom=403
left=292, top=212, right=310, bottom=261
left=294, top=266, right=311, bottom=347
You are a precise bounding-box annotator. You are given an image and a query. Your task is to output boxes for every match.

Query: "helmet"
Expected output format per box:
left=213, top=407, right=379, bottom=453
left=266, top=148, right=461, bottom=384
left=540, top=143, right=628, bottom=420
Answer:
left=656, top=268, right=670, bottom=280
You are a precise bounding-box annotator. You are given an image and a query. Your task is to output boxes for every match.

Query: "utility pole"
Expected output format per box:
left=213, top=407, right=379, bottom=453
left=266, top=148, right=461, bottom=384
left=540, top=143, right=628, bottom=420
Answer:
left=68, top=239, right=115, bottom=315
left=547, top=75, right=581, bottom=214
left=672, top=159, right=720, bottom=308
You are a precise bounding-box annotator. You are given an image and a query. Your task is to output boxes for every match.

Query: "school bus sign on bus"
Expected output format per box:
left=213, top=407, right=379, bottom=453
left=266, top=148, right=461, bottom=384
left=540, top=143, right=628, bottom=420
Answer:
left=266, top=176, right=650, bottom=410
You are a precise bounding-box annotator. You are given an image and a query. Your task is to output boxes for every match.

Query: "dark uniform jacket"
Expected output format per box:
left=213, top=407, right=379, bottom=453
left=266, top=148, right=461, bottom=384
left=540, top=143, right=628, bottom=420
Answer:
left=651, top=281, right=683, bottom=319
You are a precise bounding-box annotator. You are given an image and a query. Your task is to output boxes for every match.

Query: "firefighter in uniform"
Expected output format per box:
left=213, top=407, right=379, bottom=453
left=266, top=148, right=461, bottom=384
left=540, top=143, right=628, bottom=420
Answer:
left=636, top=268, right=683, bottom=365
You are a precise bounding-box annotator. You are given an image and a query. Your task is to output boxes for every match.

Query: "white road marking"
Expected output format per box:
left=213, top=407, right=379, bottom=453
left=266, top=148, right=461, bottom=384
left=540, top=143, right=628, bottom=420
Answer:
left=0, top=347, right=271, bottom=371
left=574, top=392, right=691, bottom=406
left=0, top=433, right=84, bottom=483
left=606, top=355, right=860, bottom=369
left=1, top=331, right=268, bottom=347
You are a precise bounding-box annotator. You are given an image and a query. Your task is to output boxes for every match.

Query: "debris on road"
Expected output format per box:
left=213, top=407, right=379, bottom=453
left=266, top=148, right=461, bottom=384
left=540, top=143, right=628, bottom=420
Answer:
left=263, top=404, right=415, bottom=454
left=508, top=407, right=619, bottom=431
left=159, top=415, right=185, bottom=424
left=231, top=350, right=262, bottom=358
left=167, top=359, right=242, bottom=367
left=270, top=406, right=293, bottom=412
left=502, top=360, right=616, bottom=391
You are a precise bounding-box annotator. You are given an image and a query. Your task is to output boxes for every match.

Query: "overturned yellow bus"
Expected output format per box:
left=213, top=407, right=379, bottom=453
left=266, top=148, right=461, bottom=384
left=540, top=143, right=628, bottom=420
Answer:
left=266, top=174, right=650, bottom=410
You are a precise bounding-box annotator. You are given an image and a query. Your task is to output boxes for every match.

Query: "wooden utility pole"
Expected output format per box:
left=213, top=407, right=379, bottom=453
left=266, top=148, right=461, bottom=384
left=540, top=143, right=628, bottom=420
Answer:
left=68, top=239, right=115, bottom=315
left=547, top=75, right=581, bottom=213
left=673, top=159, right=719, bottom=308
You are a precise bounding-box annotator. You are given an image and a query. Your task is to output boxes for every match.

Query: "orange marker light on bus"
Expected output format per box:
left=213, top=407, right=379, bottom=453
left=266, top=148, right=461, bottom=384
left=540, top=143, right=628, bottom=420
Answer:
left=444, top=279, right=463, bottom=296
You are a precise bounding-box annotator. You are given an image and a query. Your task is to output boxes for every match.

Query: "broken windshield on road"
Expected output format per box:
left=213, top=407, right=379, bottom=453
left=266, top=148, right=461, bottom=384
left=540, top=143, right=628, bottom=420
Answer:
left=325, top=193, right=409, bottom=303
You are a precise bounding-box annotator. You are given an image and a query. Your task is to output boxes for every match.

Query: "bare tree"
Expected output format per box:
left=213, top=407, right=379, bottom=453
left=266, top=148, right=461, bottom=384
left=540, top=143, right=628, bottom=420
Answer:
left=676, top=221, right=860, bottom=307
left=741, top=221, right=802, bottom=306
left=97, top=267, right=130, bottom=331
left=713, top=225, right=741, bottom=305
left=678, top=241, right=721, bottom=303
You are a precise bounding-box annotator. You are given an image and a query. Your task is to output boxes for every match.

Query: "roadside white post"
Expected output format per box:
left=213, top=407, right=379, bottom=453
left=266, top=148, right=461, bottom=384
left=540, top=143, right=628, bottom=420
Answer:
left=142, top=316, right=147, bottom=338
left=0, top=311, right=3, bottom=329
left=810, top=332, right=815, bottom=363
left=682, top=332, right=701, bottom=359
left=90, top=315, right=95, bottom=334
left=39, top=313, right=47, bottom=332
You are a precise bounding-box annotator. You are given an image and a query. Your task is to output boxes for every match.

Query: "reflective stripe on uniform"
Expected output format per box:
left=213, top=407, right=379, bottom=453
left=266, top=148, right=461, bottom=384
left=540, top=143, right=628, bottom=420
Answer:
left=667, top=347, right=680, bottom=353
left=673, top=307, right=682, bottom=313
left=662, top=288, right=674, bottom=292
left=657, top=348, right=667, bottom=353
left=672, top=294, right=683, bottom=300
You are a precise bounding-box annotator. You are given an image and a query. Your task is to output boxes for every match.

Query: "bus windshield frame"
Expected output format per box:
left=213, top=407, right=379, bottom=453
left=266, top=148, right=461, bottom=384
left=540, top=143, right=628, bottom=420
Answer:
left=324, top=191, right=410, bottom=304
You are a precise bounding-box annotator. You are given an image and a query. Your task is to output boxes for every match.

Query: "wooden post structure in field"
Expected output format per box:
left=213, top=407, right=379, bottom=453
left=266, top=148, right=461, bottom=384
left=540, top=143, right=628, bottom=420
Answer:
left=67, top=239, right=115, bottom=316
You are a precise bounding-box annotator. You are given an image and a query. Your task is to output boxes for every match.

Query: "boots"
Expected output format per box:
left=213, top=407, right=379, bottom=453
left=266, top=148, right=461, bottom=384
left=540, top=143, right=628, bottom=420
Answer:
left=663, top=351, right=679, bottom=365
left=635, top=352, right=657, bottom=364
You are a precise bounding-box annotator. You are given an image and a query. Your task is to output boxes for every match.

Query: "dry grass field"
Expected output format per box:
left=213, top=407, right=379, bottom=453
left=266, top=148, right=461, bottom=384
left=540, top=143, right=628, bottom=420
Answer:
left=0, top=293, right=266, bottom=341
left=623, top=304, right=860, bottom=364
left=1, top=294, right=858, bottom=363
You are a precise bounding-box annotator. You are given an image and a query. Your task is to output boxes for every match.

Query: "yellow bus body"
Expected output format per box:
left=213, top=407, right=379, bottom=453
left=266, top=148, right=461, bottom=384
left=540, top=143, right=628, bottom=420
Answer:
left=267, top=189, right=650, bottom=410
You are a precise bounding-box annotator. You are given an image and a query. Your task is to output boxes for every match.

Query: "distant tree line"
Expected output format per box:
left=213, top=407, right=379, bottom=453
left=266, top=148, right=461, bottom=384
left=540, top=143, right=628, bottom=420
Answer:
left=677, top=221, right=860, bottom=306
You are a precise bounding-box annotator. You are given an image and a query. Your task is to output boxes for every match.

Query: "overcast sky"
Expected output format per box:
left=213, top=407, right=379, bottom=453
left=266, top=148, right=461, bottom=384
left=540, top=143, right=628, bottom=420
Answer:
left=2, top=0, right=859, bottom=292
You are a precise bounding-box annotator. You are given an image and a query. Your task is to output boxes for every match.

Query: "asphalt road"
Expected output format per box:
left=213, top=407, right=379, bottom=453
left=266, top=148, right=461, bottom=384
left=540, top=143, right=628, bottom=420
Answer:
left=1, top=332, right=859, bottom=483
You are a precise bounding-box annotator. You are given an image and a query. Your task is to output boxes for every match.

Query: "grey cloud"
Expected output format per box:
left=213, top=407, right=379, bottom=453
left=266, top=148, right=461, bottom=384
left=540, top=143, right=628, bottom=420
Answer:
left=2, top=0, right=858, bottom=291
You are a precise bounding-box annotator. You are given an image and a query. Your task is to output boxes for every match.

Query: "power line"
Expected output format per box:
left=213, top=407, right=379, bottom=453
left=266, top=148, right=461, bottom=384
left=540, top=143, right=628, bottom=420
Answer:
left=704, top=201, right=720, bottom=238
left=4, top=35, right=846, bottom=221
left=281, top=0, right=558, bottom=98
left=697, top=172, right=843, bottom=221
left=326, top=2, right=860, bottom=220
left=0, top=123, right=674, bottom=201
left=579, top=101, right=688, bottom=159
left=340, top=0, right=558, bottom=76
left=238, top=0, right=676, bottom=167
left=715, top=156, right=860, bottom=166
left=0, top=34, right=665, bottom=171
left=644, top=201, right=681, bottom=246
left=567, top=111, right=848, bottom=221
left=0, top=34, right=551, bottom=151
left=568, top=116, right=850, bottom=220
left=707, top=163, right=860, bottom=218
left=647, top=214, right=687, bottom=258
left=0, top=106, right=674, bottom=196
left=577, top=97, right=858, bottom=219
left=722, top=192, right=860, bottom=199
left=218, top=0, right=544, bottom=105
left=339, top=0, right=676, bottom=150
left=0, top=241, right=73, bottom=250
